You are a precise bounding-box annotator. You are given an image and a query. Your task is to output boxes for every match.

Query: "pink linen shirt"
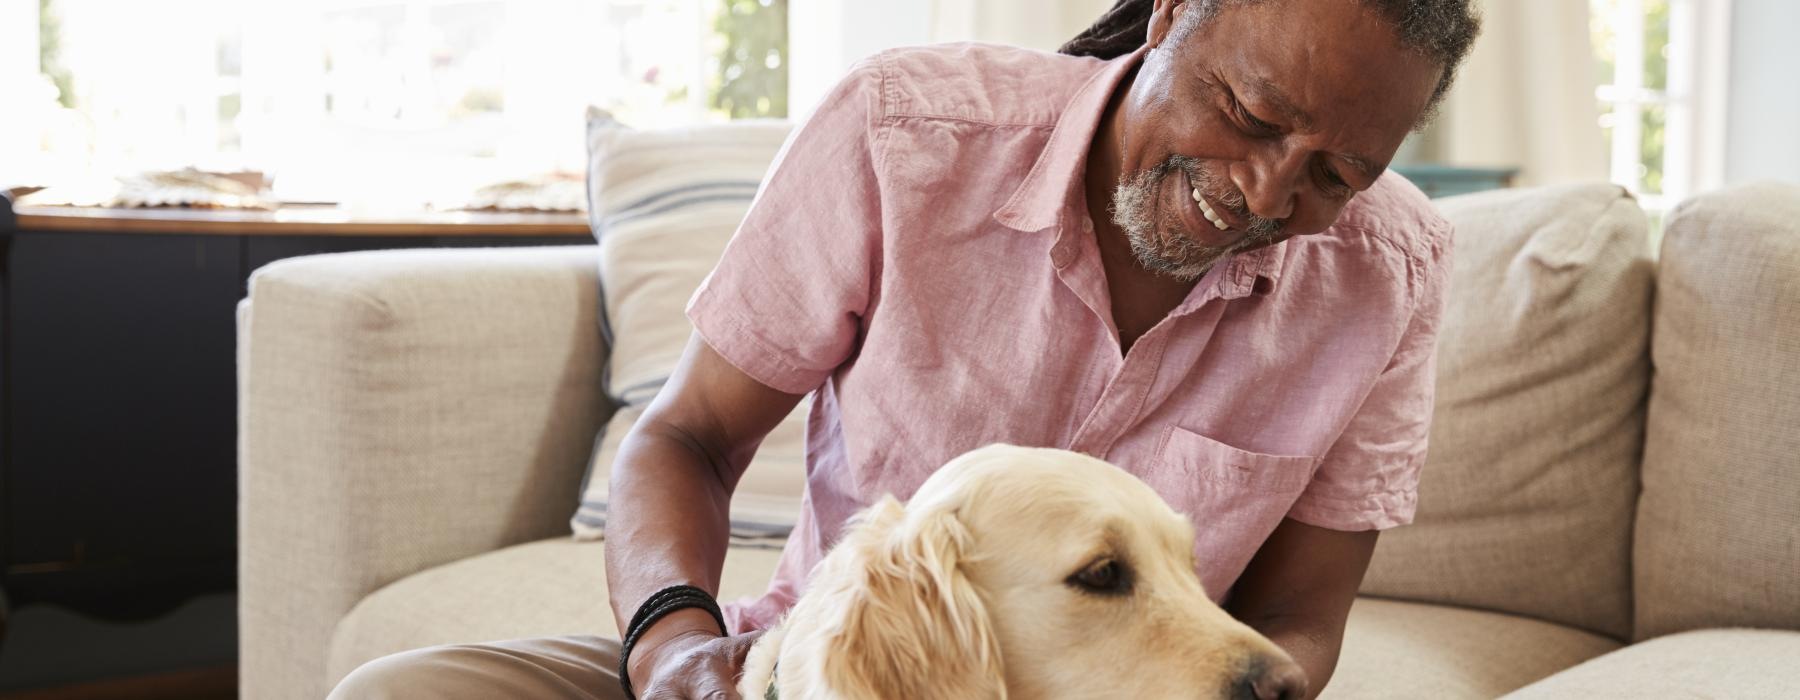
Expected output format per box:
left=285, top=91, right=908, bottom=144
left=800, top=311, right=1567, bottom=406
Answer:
left=688, top=43, right=1453, bottom=634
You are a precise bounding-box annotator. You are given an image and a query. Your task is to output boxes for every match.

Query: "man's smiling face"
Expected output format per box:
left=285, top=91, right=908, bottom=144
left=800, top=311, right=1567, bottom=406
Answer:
left=1108, top=0, right=1444, bottom=280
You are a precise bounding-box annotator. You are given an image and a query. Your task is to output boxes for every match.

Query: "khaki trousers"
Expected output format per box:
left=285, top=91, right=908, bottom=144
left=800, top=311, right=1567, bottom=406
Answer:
left=328, top=636, right=628, bottom=700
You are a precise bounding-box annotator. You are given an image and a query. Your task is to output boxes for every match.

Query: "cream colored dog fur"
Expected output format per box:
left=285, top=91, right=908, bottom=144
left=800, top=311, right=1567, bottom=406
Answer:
left=737, top=444, right=1305, bottom=699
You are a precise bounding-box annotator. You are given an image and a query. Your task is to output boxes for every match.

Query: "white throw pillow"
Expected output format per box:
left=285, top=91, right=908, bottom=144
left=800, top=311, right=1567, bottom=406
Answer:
left=571, top=108, right=803, bottom=546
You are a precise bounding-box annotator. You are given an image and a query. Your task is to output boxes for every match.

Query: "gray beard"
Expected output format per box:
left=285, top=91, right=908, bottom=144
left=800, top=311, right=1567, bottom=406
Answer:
left=1109, top=155, right=1282, bottom=282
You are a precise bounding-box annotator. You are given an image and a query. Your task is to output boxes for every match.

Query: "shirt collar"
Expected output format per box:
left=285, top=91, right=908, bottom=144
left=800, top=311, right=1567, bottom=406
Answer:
left=992, top=47, right=1285, bottom=297
left=991, top=47, right=1145, bottom=234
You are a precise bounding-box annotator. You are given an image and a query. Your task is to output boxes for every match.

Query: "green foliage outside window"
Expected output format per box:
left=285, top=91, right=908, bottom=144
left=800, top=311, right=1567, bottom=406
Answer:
left=711, top=0, right=787, bottom=119
left=40, top=0, right=75, bottom=108
left=1638, top=1, right=1668, bottom=194
left=1589, top=0, right=1669, bottom=194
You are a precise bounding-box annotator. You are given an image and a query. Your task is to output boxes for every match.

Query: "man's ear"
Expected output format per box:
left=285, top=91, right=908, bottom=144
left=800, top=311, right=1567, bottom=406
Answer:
left=822, top=499, right=1005, bottom=699
left=1146, top=0, right=1189, bottom=49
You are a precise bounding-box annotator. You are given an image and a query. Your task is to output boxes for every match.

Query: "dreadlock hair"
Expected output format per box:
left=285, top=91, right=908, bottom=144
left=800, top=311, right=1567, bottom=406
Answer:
left=1059, top=0, right=1482, bottom=120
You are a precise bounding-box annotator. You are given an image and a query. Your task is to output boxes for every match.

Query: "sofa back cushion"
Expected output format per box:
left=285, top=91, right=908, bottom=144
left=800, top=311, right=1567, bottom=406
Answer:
left=1360, top=183, right=1652, bottom=640
left=571, top=109, right=804, bottom=542
left=1634, top=181, right=1800, bottom=640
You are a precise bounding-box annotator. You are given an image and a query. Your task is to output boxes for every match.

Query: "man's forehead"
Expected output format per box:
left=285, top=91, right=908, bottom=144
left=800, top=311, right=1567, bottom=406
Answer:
left=1189, top=1, right=1434, bottom=178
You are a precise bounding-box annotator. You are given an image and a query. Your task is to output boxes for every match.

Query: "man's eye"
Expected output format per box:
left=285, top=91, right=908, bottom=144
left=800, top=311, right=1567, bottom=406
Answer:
left=1229, top=95, right=1278, bottom=135
left=1318, top=164, right=1353, bottom=197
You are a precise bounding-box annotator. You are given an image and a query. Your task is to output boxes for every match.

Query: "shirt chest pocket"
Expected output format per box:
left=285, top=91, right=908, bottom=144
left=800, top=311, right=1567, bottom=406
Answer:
left=1157, top=426, right=1319, bottom=495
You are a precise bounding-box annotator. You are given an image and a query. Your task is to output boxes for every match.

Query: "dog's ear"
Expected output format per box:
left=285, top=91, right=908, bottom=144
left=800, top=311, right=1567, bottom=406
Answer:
left=823, top=497, right=1006, bottom=699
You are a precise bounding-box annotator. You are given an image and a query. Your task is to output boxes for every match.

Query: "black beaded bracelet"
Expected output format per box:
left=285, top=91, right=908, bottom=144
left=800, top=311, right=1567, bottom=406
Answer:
left=618, top=584, right=727, bottom=700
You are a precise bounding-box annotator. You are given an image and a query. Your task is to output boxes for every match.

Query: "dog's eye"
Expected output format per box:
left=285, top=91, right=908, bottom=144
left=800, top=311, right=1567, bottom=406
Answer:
left=1067, top=558, right=1132, bottom=595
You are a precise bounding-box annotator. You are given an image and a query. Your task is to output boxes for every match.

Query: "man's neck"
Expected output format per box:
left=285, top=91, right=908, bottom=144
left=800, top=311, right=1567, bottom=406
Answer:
left=1081, top=66, right=1202, bottom=354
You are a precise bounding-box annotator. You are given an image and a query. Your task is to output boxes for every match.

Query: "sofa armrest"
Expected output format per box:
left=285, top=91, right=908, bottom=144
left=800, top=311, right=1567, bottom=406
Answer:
left=238, top=245, right=610, bottom=700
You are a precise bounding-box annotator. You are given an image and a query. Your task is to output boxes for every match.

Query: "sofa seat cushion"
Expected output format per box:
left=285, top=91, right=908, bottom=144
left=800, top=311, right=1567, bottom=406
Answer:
left=325, top=538, right=783, bottom=687
left=1323, top=597, right=1622, bottom=699
left=1504, top=629, right=1800, bottom=698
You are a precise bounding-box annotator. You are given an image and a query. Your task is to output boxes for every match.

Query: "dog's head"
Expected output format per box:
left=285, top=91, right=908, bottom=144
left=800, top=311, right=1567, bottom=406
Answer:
left=769, top=444, right=1306, bottom=700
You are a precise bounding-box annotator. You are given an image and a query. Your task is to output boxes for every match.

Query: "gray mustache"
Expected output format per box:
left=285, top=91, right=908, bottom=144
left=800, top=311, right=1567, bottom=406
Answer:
left=1160, top=155, right=1284, bottom=239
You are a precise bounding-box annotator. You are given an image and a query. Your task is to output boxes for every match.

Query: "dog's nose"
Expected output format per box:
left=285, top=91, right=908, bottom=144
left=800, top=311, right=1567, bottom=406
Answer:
left=1237, top=656, right=1308, bottom=700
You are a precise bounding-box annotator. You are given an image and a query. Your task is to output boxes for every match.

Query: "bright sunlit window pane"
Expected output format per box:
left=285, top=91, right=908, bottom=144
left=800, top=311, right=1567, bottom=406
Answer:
left=1590, top=0, right=1671, bottom=208
left=10, top=0, right=788, bottom=210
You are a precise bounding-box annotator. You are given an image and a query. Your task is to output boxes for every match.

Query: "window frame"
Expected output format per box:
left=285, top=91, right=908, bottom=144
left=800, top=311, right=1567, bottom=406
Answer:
left=1596, top=0, right=1733, bottom=211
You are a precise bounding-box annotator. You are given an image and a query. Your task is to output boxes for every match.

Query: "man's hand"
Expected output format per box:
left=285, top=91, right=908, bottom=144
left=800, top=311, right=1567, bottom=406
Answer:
left=628, top=621, right=764, bottom=700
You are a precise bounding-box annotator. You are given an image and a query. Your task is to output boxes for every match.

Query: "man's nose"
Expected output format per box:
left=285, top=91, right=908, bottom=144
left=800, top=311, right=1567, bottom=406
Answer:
left=1235, top=654, right=1308, bottom=700
left=1230, top=149, right=1305, bottom=221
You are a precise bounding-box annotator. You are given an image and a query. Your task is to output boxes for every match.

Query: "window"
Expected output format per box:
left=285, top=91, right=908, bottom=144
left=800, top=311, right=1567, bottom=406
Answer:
left=1590, top=0, right=1731, bottom=216
left=10, top=0, right=787, bottom=207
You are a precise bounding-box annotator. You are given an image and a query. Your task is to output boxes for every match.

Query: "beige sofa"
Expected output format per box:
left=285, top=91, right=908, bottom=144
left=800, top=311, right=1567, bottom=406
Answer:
left=238, top=180, right=1800, bottom=699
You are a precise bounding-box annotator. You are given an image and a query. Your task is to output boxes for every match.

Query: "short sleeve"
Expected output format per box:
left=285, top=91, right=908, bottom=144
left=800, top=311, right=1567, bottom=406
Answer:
left=685, top=57, right=889, bottom=395
left=1288, top=222, right=1454, bottom=531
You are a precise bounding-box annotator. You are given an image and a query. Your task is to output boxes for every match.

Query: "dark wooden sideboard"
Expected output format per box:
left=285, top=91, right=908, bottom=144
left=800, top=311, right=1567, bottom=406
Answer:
left=0, top=197, right=591, bottom=623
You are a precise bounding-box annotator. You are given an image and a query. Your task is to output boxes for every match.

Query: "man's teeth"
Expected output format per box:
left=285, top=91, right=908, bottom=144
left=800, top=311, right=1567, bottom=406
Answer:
left=1191, top=187, right=1229, bottom=231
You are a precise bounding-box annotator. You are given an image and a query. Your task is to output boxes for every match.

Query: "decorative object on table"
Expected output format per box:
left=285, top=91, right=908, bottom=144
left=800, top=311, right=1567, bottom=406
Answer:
left=111, top=169, right=273, bottom=209
left=16, top=169, right=274, bottom=210
left=5, top=185, right=45, bottom=202
left=447, top=172, right=587, bottom=213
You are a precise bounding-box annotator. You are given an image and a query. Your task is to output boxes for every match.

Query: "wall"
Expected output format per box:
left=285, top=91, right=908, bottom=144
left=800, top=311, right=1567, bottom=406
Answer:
left=1409, top=0, right=1606, bottom=186
left=788, top=0, right=931, bottom=116
left=1725, top=0, right=1800, bottom=184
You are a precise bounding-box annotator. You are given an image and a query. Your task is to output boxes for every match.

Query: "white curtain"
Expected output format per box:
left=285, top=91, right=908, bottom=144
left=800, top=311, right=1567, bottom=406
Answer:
left=1410, top=0, right=1609, bottom=186
left=930, top=0, right=1610, bottom=186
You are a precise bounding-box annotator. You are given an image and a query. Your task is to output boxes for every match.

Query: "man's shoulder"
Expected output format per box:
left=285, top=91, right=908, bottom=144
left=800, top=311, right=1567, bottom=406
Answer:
left=1328, top=170, right=1453, bottom=259
left=1291, top=171, right=1452, bottom=307
left=867, top=43, right=1107, bottom=127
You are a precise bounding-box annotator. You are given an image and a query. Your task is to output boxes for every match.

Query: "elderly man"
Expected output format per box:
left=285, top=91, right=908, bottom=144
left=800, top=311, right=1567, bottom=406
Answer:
left=333, top=0, right=1480, bottom=698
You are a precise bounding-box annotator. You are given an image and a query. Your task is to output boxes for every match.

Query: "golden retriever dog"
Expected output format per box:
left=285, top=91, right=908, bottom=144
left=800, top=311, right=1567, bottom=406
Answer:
left=737, top=444, right=1307, bottom=700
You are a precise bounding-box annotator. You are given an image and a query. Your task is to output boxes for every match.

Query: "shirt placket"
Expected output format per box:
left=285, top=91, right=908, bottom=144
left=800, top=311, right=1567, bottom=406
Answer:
left=1064, top=257, right=1235, bottom=461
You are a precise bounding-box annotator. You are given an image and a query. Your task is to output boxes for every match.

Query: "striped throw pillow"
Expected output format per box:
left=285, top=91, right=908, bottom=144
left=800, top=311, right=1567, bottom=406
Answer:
left=572, top=108, right=803, bottom=548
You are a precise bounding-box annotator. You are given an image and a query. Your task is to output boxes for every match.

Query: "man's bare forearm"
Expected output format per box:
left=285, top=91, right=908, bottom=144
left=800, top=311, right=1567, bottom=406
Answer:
left=602, top=420, right=740, bottom=637
left=600, top=335, right=806, bottom=691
